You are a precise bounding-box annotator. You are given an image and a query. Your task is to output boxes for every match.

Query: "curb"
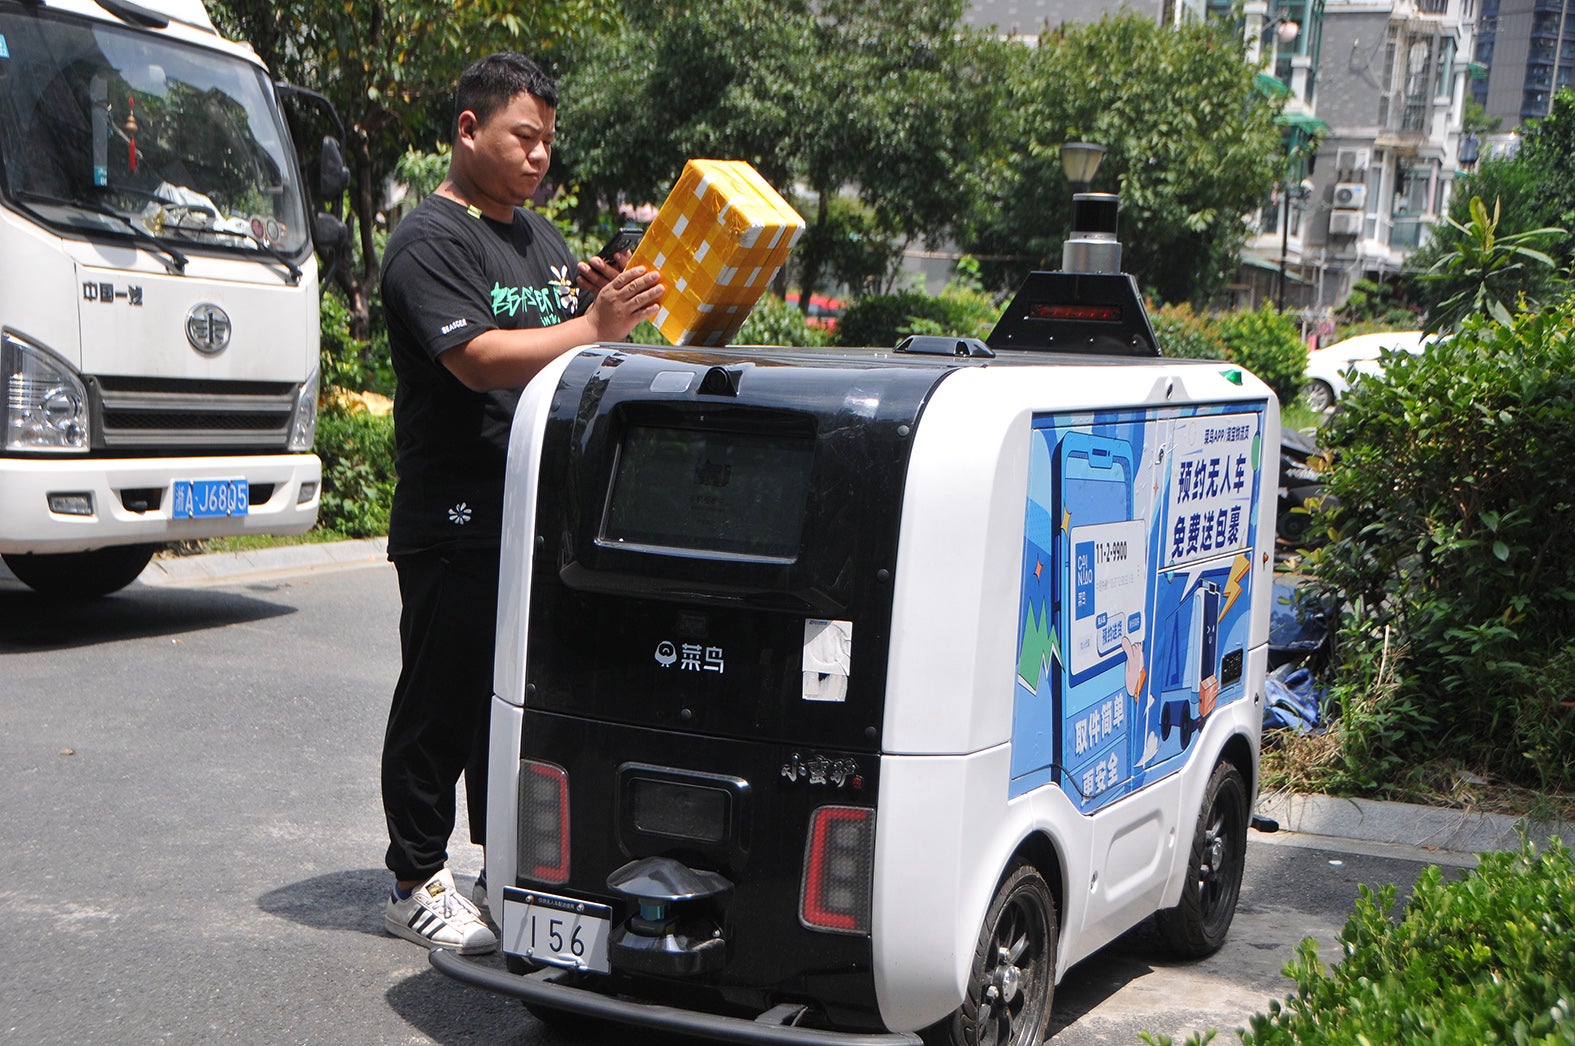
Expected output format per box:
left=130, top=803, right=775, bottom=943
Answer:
left=140, top=537, right=388, bottom=586
left=1257, top=790, right=1573, bottom=857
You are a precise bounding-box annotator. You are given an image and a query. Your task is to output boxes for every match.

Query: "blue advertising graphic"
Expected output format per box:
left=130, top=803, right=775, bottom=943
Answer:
left=1011, top=406, right=1265, bottom=808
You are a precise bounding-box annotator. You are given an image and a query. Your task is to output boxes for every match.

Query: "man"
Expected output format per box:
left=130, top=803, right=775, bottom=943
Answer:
left=378, top=52, right=663, bottom=954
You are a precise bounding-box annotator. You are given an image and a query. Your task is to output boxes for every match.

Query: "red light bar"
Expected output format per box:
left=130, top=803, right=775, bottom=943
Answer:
left=521, top=760, right=570, bottom=883
left=1028, top=303, right=1123, bottom=322
left=800, top=805, right=875, bottom=934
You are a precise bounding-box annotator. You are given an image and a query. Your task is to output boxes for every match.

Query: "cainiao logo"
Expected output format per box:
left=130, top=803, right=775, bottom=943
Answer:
left=186, top=303, right=232, bottom=355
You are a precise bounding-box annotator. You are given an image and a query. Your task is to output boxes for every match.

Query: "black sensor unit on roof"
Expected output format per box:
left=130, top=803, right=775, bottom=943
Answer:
left=985, top=271, right=1159, bottom=357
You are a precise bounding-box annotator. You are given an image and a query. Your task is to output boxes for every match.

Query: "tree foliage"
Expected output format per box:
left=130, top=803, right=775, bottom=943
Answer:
left=208, top=0, right=620, bottom=335
left=960, top=15, right=1284, bottom=305
left=1305, top=295, right=1575, bottom=794
left=1416, top=195, right=1561, bottom=334
left=1408, top=88, right=1575, bottom=322
left=554, top=0, right=1007, bottom=305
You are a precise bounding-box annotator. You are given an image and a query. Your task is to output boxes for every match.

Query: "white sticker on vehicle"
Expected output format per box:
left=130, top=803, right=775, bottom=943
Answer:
left=802, top=618, right=852, bottom=702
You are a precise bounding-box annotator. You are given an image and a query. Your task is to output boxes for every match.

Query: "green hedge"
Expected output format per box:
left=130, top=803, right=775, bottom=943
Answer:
left=1306, top=296, right=1575, bottom=794
left=834, top=287, right=998, bottom=348
left=1242, top=840, right=1575, bottom=1045
left=1211, top=304, right=1308, bottom=406
left=1144, top=839, right=1575, bottom=1046
left=314, top=402, right=396, bottom=539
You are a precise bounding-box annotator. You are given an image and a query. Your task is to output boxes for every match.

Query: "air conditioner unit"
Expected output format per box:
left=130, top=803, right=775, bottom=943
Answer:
left=1335, top=147, right=1372, bottom=173
left=1333, top=182, right=1368, bottom=209
left=1328, top=210, right=1364, bottom=237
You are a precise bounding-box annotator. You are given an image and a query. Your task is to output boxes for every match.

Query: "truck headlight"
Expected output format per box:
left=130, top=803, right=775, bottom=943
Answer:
left=287, top=367, right=319, bottom=452
left=2, top=330, right=89, bottom=453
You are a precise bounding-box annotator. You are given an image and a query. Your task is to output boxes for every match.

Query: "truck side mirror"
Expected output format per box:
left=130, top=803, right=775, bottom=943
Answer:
left=319, top=137, right=350, bottom=201
left=313, top=212, right=348, bottom=253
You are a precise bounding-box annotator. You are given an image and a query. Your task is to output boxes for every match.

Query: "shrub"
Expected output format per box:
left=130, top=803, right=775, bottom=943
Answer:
left=1305, top=295, right=1575, bottom=793
left=1335, top=278, right=1419, bottom=336
left=734, top=293, right=831, bottom=347
left=1238, top=839, right=1575, bottom=1045
left=314, top=401, right=396, bottom=539
left=835, top=287, right=998, bottom=347
left=835, top=290, right=939, bottom=348
left=1153, top=302, right=1227, bottom=360
left=1212, top=304, right=1308, bottom=405
left=620, top=294, right=831, bottom=348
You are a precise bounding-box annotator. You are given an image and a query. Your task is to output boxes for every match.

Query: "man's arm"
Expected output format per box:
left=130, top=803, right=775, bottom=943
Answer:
left=440, top=265, right=664, bottom=392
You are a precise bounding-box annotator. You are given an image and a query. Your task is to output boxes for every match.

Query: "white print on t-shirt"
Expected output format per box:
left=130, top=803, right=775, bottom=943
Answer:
left=448, top=502, right=472, bottom=525
left=550, top=265, right=580, bottom=314
left=440, top=317, right=468, bottom=335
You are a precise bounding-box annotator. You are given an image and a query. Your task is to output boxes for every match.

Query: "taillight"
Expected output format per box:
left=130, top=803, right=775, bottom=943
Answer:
left=799, top=805, right=875, bottom=934
left=518, top=760, right=569, bottom=884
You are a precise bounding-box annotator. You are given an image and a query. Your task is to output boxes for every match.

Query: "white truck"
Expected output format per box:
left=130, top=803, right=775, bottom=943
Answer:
left=0, top=0, right=348, bottom=597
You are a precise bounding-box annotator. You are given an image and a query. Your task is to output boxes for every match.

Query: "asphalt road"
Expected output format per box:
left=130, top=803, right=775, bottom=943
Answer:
left=1, top=558, right=1448, bottom=1045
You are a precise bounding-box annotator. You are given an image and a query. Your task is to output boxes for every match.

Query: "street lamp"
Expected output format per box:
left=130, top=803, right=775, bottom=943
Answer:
left=1249, top=9, right=1300, bottom=65
left=1277, top=178, right=1313, bottom=310
left=1060, top=142, right=1107, bottom=193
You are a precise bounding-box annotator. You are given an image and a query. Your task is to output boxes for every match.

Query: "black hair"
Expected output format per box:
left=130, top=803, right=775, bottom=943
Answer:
left=453, top=53, right=558, bottom=134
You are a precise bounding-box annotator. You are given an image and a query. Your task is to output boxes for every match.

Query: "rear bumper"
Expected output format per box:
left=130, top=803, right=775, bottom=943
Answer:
left=428, top=950, right=922, bottom=1045
left=0, top=453, right=320, bottom=553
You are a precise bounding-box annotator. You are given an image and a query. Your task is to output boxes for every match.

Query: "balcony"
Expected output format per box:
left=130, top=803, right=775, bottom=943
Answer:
left=1389, top=216, right=1428, bottom=250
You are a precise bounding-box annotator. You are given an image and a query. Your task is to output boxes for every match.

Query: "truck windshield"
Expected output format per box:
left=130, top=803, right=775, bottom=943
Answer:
left=0, top=9, right=310, bottom=258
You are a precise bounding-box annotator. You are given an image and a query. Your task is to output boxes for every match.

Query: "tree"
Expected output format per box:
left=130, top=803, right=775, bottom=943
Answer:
left=1415, top=196, right=1561, bottom=334
left=208, top=1, right=620, bottom=337
left=1408, top=87, right=1575, bottom=318
left=959, top=15, right=1284, bottom=305
left=553, top=0, right=1006, bottom=308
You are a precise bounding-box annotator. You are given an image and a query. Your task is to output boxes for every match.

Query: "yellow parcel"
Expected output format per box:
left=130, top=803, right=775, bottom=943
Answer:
left=628, top=159, right=805, bottom=347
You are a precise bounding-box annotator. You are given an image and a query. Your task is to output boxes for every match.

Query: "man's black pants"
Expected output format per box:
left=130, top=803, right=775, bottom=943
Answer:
left=382, top=547, right=500, bottom=882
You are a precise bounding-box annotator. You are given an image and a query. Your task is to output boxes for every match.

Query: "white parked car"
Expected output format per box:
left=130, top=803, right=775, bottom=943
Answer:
left=1303, top=331, right=1432, bottom=412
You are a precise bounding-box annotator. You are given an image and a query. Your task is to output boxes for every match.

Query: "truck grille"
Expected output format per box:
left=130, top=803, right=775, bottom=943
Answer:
left=91, top=375, right=298, bottom=451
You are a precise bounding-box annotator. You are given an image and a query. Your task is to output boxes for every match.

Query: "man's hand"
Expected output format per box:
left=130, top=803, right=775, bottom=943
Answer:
left=576, top=253, right=625, bottom=294
left=585, top=265, right=664, bottom=341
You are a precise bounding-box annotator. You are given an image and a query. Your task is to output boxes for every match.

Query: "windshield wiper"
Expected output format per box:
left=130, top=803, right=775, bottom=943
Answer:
left=172, top=224, right=303, bottom=285
left=12, top=188, right=188, bottom=274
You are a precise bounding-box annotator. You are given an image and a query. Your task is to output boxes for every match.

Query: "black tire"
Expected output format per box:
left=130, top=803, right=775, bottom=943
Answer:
left=926, top=861, right=1057, bottom=1046
left=1302, top=378, right=1336, bottom=413
left=1156, top=761, right=1249, bottom=958
left=3, top=544, right=158, bottom=598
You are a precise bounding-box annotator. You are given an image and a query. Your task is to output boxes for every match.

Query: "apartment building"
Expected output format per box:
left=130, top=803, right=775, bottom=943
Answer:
left=1473, top=0, right=1575, bottom=126
left=1264, top=0, right=1478, bottom=312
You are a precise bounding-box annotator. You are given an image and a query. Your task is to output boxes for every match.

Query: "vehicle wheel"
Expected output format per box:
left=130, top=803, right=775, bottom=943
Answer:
left=1302, top=378, right=1336, bottom=413
left=2, top=544, right=158, bottom=598
left=926, top=861, right=1057, bottom=1046
left=1156, top=760, right=1248, bottom=958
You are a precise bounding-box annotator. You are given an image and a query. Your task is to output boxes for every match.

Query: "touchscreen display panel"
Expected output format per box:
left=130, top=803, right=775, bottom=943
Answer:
left=602, top=424, right=814, bottom=559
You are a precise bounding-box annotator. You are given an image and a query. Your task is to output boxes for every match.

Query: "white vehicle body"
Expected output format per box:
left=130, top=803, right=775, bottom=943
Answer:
left=446, top=278, right=1279, bottom=1041
left=1303, top=330, right=1431, bottom=411
left=0, top=0, right=328, bottom=594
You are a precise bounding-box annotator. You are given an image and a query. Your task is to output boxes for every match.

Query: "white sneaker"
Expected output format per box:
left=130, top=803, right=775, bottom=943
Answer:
left=384, top=868, right=497, bottom=954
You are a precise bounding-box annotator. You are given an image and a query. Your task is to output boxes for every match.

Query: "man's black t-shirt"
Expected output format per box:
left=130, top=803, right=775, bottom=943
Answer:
left=381, top=195, right=581, bottom=555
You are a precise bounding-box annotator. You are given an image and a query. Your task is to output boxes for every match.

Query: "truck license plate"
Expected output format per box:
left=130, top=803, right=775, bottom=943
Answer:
left=172, top=479, right=248, bottom=519
left=501, top=887, right=612, bottom=974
